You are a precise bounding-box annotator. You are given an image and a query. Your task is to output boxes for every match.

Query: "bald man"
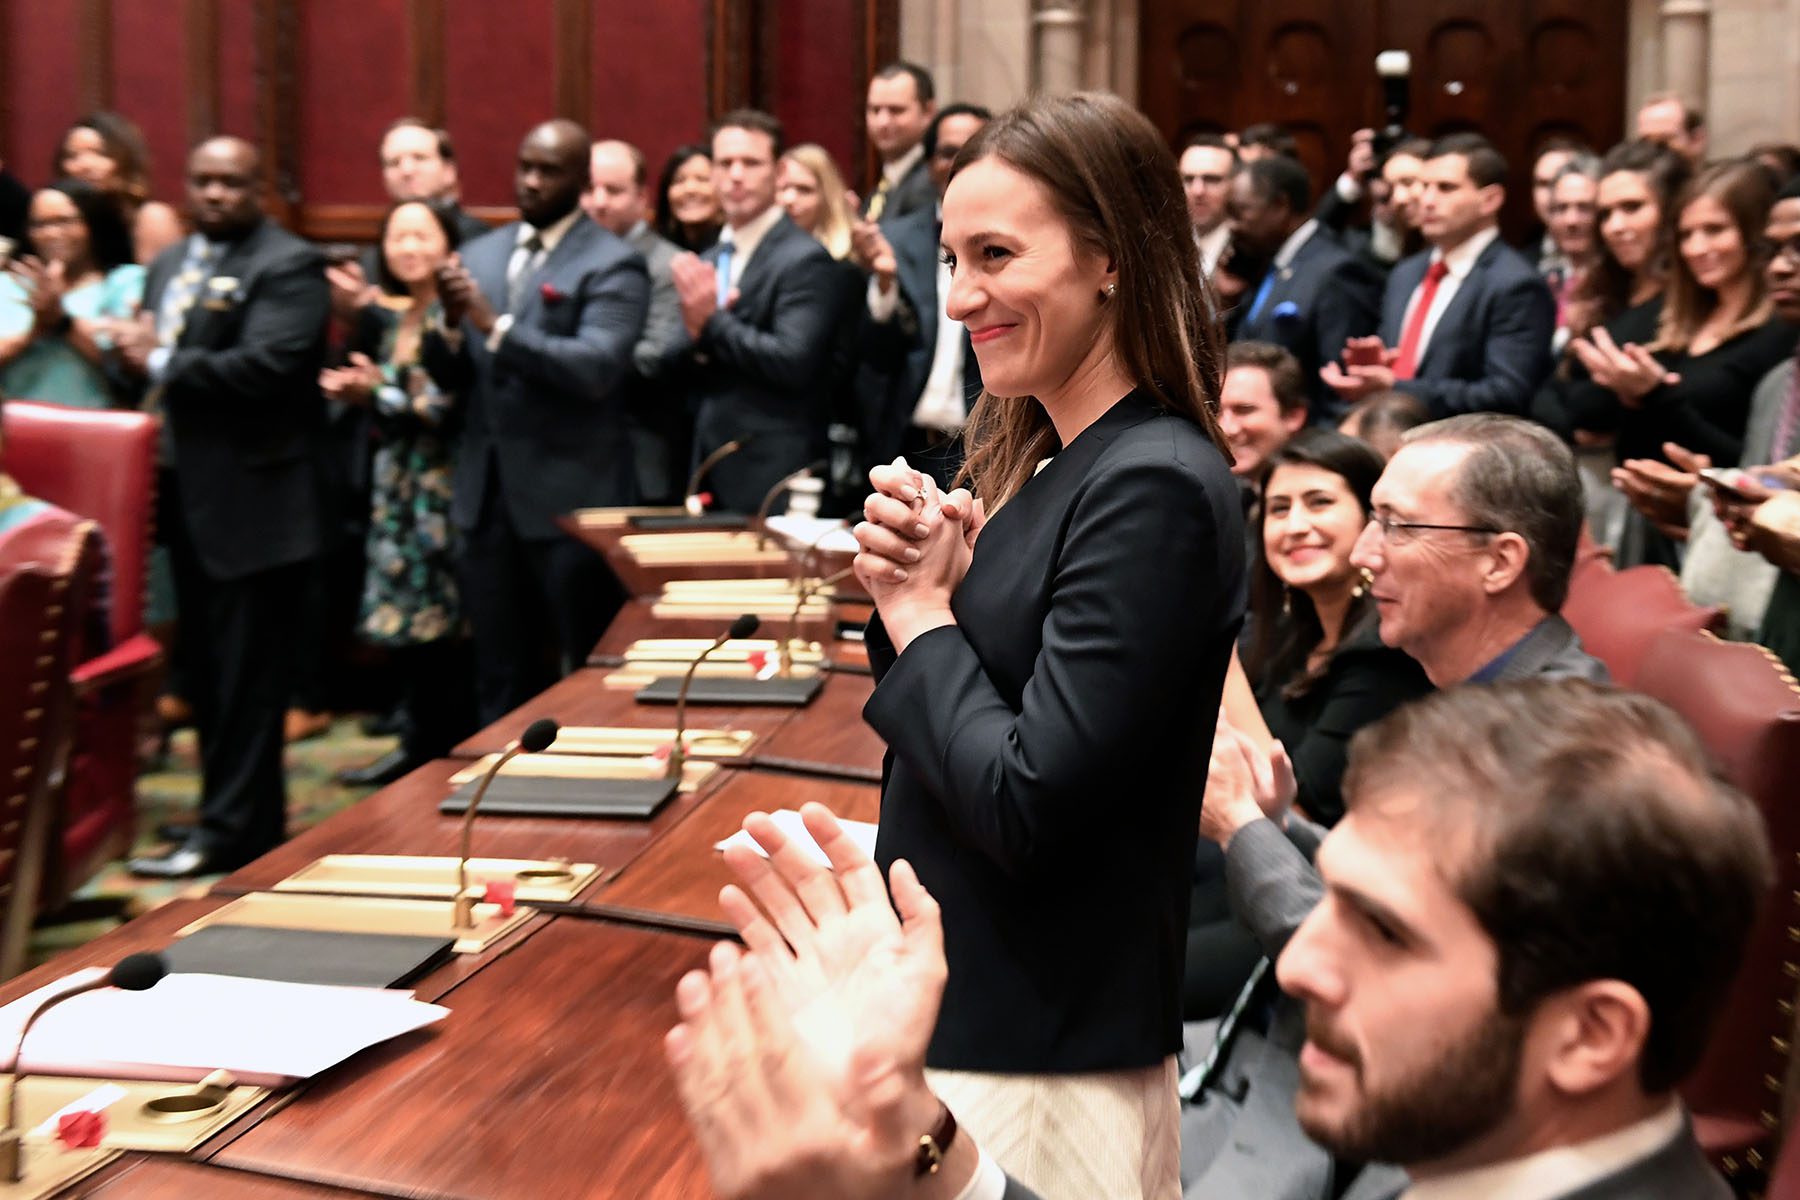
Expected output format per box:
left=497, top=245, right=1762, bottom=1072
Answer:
left=423, top=119, right=649, bottom=723
left=116, top=136, right=331, bottom=877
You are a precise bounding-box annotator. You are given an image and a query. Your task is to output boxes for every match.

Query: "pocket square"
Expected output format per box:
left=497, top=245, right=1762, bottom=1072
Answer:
left=540, top=281, right=568, bottom=304
left=1272, top=300, right=1301, bottom=321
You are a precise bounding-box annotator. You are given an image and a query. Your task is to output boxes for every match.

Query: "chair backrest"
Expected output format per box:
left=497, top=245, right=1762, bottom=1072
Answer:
left=1635, top=629, right=1800, bottom=1148
left=1562, top=563, right=1722, bottom=687
left=0, top=400, right=157, bottom=647
left=0, top=519, right=87, bottom=979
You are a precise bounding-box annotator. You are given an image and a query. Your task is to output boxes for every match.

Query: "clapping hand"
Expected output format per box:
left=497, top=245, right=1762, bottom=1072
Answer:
left=319, top=352, right=382, bottom=405
left=848, top=206, right=897, bottom=292
left=10, top=256, right=68, bottom=333
left=325, top=259, right=375, bottom=324
left=1570, top=327, right=1679, bottom=406
left=1320, top=337, right=1398, bottom=400
left=1199, top=716, right=1296, bottom=849
left=671, top=251, right=726, bottom=338
left=111, top=311, right=158, bottom=375
left=1612, top=442, right=1708, bottom=540
left=434, top=254, right=496, bottom=335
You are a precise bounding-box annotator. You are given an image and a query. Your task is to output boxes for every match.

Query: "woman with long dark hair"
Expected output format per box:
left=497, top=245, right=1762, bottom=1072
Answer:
left=846, top=92, right=1243, bottom=1198
left=654, top=145, right=722, bottom=253
left=0, top=178, right=143, bottom=406
left=54, top=112, right=183, bottom=264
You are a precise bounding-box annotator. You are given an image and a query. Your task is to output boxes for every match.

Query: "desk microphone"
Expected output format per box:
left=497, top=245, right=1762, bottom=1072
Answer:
left=670, top=614, right=760, bottom=777
left=683, top=438, right=754, bottom=516
left=453, top=717, right=559, bottom=930
left=753, top=459, right=827, bottom=548
left=1, top=952, right=167, bottom=1180
left=781, top=566, right=853, bottom=676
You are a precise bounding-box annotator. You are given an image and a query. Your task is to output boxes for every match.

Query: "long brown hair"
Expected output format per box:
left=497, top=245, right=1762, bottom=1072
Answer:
left=1567, top=140, right=1688, bottom=337
left=1655, top=159, right=1776, bottom=353
left=952, top=92, right=1228, bottom=505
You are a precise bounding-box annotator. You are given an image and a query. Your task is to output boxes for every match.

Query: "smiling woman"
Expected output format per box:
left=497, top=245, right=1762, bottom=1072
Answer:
left=848, top=92, right=1244, bottom=1199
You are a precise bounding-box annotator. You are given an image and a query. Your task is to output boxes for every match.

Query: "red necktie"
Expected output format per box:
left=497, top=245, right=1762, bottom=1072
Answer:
left=1392, top=259, right=1449, bottom=381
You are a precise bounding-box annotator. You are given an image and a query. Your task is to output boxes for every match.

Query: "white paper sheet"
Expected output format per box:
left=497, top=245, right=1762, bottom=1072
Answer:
left=763, top=515, right=857, bottom=556
left=0, top=970, right=448, bottom=1087
left=714, top=809, right=879, bottom=867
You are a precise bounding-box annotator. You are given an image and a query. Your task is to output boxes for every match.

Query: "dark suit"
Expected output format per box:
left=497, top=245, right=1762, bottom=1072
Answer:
left=866, top=392, right=1245, bottom=1072
left=1233, top=224, right=1382, bottom=420
left=685, top=213, right=845, bottom=513
left=422, top=213, right=648, bottom=721
left=1379, top=236, right=1556, bottom=417
left=857, top=208, right=982, bottom=487
left=143, top=220, right=329, bottom=864
left=861, top=154, right=934, bottom=223
left=1181, top=616, right=1607, bottom=1198
left=623, top=221, right=690, bottom=504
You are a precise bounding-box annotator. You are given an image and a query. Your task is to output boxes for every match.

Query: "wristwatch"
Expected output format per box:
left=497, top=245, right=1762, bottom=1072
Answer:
left=914, top=1102, right=958, bottom=1177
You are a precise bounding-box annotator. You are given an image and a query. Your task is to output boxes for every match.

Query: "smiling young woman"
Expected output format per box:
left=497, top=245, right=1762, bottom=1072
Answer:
left=848, top=92, right=1244, bottom=1199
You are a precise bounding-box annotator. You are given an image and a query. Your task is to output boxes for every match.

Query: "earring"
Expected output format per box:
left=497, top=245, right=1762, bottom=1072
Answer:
left=1352, top=568, right=1372, bottom=599
left=1281, top=585, right=1292, bottom=617
left=1105, top=282, right=1118, bottom=298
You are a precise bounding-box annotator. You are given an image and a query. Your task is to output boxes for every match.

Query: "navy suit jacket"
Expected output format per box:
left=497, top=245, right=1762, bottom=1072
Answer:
left=1378, top=236, right=1555, bottom=417
left=141, top=220, right=329, bottom=580
left=422, top=214, right=648, bottom=540
left=856, top=208, right=982, bottom=468
left=1233, top=226, right=1382, bottom=420
left=685, top=214, right=847, bottom=512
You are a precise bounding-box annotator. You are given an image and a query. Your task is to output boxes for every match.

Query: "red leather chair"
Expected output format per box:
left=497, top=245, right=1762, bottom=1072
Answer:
left=0, top=519, right=90, bottom=978
left=1769, top=1118, right=1800, bottom=1199
left=1563, top=563, right=1723, bottom=687
left=1634, top=629, right=1800, bottom=1175
left=0, top=401, right=159, bottom=903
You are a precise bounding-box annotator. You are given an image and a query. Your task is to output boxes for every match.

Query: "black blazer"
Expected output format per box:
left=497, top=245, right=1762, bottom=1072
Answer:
left=422, top=215, right=648, bottom=539
left=141, top=220, right=329, bottom=580
left=686, top=214, right=847, bottom=512
left=864, top=392, right=1246, bottom=1073
left=1232, top=225, right=1382, bottom=420
left=856, top=208, right=982, bottom=468
left=1378, top=237, right=1556, bottom=417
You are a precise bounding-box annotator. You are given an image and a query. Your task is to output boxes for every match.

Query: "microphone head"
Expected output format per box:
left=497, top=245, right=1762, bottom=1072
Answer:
left=728, top=613, right=761, bottom=640
left=110, top=952, right=167, bottom=992
left=519, top=718, right=560, bottom=754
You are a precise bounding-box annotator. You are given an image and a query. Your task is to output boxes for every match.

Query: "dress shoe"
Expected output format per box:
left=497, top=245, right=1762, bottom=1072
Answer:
left=334, top=748, right=421, bottom=788
left=128, top=842, right=229, bottom=879
left=154, top=821, right=196, bottom=845
left=284, top=708, right=333, bottom=742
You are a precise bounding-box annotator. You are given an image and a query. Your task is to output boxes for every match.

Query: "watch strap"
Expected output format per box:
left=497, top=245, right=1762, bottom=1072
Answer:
left=914, top=1101, right=957, bottom=1178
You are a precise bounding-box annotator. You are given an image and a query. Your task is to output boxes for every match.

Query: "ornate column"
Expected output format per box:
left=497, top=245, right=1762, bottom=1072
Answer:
left=1033, top=0, right=1086, bottom=95
left=1659, top=0, right=1710, bottom=112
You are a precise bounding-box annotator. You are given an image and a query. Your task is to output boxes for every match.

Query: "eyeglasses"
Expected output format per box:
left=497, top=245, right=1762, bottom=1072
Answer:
left=1363, top=513, right=1501, bottom=544
left=1766, top=235, right=1800, bottom=267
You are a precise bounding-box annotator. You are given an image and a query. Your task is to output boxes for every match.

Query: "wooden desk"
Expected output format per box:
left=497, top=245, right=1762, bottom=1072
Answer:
left=0, top=898, right=236, bottom=1007
left=592, top=771, right=881, bottom=935
left=450, top=665, right=798, bottom=758
left=210, top=919, right=713, bottom=1200
left=589, top=597, right=872, bottom=672
left=750, top=671, right=885, bottom=783
left=78, top=1157, right=373, bottom=1198
left=212, top=758, right=729, bottom=900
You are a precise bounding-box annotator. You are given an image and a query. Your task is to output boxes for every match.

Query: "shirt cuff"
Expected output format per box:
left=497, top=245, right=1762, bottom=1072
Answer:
left=146, top=345, right=172, bottom=383
left=867, top=274, right=900, bottom=322
left=1335, top=173, right=1362, bottom=203
left=374, top=384, right=409, bottom=417
left=485, top=313, right=515, bottom=353
left=954, top=1148, right=1009, bottom=1200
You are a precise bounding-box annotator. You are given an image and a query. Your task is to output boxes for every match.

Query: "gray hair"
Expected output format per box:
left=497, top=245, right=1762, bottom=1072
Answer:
left=1402, top=414, right=1583, bottom=612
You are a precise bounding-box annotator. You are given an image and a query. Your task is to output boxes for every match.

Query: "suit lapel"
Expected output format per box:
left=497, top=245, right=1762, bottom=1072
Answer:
left=176, top=228, right=261, bottom=349
left=474, top=224, right=517, bottom=319
left=511, top=218, right=591, bottom=321
left=1385, top=256, right=1429, bottom=344
left=1417, top=240, right=1497, bottom=374
left=732, top=217, right=792, bottom=306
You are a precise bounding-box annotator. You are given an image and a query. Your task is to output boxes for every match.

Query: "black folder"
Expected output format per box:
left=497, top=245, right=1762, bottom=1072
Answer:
left=634, top=674, right=824, bottom=706
left=164, top=924, right=455, bottom=989
left=625, top=513, right=750, bottom=531
left=437, top=773, right=680, bottom=819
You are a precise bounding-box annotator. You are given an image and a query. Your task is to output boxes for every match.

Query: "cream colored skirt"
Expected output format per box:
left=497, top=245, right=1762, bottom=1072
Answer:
left=926, top=1057, right=1180, bottom=1200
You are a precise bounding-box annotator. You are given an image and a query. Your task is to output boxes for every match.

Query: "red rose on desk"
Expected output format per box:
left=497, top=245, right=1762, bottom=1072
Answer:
left=482, top=879, right=517, bottom=916
left=540, top=282, right=567, bottom=305
left=57, top=1109, right=106, bottom=1149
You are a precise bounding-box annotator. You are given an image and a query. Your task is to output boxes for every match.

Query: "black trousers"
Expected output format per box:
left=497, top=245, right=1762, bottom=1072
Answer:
left=397, top=638, right=476, bottom=761
left=459, top=483, right=625, bottom=725
left=162, top=483, right=305, bottom=866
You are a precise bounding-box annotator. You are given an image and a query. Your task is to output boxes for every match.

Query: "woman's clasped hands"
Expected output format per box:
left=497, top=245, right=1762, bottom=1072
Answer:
left=852, top=457, right=986, bottom=650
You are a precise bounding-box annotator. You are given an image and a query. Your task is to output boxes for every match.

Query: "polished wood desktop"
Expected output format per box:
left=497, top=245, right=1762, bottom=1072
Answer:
left=590, top=597, right=873, bottom=672
left=749, top=670, right=885, bottom=782
left=78, top=1157, right=370, bottom=1198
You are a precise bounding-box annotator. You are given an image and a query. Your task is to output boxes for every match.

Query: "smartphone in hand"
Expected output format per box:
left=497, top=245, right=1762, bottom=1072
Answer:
left=1343, top=341, right=1385, bottom=368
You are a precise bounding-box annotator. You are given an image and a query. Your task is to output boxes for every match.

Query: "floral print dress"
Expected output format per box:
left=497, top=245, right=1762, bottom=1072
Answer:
left=357, top=303, right=460, bottom=646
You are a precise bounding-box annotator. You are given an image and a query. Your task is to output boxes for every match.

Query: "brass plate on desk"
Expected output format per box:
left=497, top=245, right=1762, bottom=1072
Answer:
left=0, top=1074, right=267, bottom=1153
left=604, top=662, right=821, bottom=688
left=0, top=1144, right=118, bottom=1199
left=177, top=892, right=532, bottom=955
left=623, top=638, right=823, bottom=666
left=619, top=530, right=792, bottom=566
left=523, top=725, right=755, bottom=758
left=446, top=752, right=717, bottom=793
left=652, top=599, right=833, bottom=621
left=272, top=854, right=603, bottom=902
left=571, top=505, right=688, bottom=528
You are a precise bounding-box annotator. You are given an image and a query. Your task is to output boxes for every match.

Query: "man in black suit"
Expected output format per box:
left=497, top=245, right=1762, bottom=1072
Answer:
left=853, top=103, right=991, bottom=488
left=423, top=119, right=648, bottom=724
left=115, top=137, right=330, bottom=877
left=861, top=62, right=937, bottom=223
left=669, top=110, right=844, bottom=514
left=1229, top=156, right=1381, bottom=421
left=1323, top=135, right=1555, bottom=418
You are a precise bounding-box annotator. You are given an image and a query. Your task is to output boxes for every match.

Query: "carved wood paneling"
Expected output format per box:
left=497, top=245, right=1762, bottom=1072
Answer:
left=552, top=0, right=592, bottom=124
left=253, top=0, right=300, bottom=222
left=407, top=0, right=446, bottom=127
left=185, top=0, right=218, bottom=146
left=76, top=0, right=112, bottom=113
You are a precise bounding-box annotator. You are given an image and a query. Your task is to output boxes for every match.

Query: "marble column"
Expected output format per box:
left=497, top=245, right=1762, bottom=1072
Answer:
left=1660, top=0, right=1711, bottom=111
left=1033, top=0, right=1087, bottom=95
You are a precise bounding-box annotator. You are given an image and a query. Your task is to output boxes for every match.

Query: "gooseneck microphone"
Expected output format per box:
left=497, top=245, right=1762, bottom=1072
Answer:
left=2, top=952, right=167, bottom=1180
left=752, top=459, right=828, bottom=548
left=781, top=567, right=853, bottom=676
left=453, top=717, right=559, bottom=930
left=682, top=438, right=753, bottom=516
left=669, top=614, right=760, bottom=778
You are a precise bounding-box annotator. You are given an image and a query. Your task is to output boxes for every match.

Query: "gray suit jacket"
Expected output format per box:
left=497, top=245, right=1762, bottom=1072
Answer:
left=622, top=222, right=689, bottom=503
left=1181, top=618, right=1608, bottom=1198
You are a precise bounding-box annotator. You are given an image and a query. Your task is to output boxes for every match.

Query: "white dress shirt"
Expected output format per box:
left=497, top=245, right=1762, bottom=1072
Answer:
left=1196, top=222, right=1232, bottom=277
left=865, top=224, right=969, bottom=434
left=882, top=142, right=925, bottom=189
left=1395, top=224, right=1500, bottom=366
left=716, top=202, right=785, bottom=292
left=1403, top=1101, right=1684, bottom=1200
left=487, top=206, right=583, bottom=350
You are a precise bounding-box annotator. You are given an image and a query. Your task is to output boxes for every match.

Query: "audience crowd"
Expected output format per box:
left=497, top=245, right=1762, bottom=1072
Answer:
left=1, top=72, right=1798, bottom=1200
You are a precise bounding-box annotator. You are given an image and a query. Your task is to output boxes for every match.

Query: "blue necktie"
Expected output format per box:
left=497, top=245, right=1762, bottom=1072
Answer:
left=1245, top=270, right=1276, bottom=325
left=715, top=242, right=735, bottom=308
